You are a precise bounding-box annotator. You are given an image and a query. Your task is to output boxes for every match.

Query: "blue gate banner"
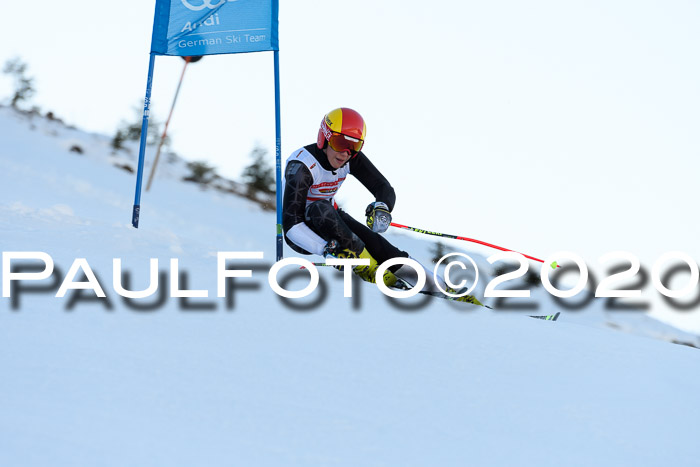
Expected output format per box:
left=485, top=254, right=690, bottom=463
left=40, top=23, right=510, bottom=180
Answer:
left=151, top=0, right=279, bottom=56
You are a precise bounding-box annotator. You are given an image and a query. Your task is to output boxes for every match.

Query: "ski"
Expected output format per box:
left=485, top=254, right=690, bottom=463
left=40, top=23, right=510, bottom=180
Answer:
left=310, top=263, right=560, bottom=321
left=528, top=312, right=560, bottom=321
left=391, top=278, right=561, bottom=321
left=390, top=277, right=492, bottom=309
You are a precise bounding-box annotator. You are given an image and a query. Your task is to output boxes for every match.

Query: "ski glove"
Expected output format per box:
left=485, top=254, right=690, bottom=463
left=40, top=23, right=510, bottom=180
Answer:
left=365, top=201, right=392, bottom=233
left=323, top=239, right=358, bottom=271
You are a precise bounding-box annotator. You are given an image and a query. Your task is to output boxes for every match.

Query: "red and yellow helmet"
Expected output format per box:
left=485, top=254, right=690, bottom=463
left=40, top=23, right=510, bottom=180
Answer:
left=316, top=107, right=366, bottom=155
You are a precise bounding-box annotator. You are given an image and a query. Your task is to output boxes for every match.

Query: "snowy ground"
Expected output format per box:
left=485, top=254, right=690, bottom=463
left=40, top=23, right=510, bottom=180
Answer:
left=1, top=107, right=699, bottom=466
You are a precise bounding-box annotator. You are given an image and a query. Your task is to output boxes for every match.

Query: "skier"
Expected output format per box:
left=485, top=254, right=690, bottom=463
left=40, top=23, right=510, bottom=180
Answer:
left=282, top=107, right=480, bottom=303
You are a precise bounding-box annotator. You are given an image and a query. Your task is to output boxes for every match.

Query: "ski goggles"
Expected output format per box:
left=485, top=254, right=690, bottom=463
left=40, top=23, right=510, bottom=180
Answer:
left=327, top=132, right=364, bottom=155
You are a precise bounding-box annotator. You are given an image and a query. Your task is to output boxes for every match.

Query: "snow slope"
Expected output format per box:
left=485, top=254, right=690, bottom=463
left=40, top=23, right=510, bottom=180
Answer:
left=1, top=107, right=699, bottom=466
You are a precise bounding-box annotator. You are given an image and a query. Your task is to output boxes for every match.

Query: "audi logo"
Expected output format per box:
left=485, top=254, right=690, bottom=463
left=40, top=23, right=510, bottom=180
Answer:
left=181, top=0, right=238, bottom=11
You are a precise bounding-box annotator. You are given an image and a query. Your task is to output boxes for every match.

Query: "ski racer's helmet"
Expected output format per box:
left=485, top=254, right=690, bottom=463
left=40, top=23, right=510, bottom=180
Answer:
left=316, top=107, right=366, bottom=157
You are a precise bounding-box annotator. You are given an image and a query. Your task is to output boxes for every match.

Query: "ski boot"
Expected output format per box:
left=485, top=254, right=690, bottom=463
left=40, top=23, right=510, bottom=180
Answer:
left=352, top=249, right=398, bottom=287
left=323, top=240, right=359, bottom=271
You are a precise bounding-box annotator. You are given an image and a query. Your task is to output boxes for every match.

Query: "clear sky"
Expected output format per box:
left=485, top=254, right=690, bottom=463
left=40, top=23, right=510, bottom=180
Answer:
left=1, top=0, right=699, bottom=331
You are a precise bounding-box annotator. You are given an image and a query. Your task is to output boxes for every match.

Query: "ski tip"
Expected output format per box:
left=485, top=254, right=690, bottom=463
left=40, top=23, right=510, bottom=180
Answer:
left=528, top=311, right=561, bottom=321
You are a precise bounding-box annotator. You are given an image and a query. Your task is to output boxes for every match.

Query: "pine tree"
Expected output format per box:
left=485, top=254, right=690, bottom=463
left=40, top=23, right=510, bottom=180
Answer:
left=184, top=161, right=217, bottom=185
left=3, top=57, right=35, bottom=109
left=111, top=129, right=127, bottom=152
left=111, top=101, right=168, bottom=151
left=242, top=145, right=275, bottom=195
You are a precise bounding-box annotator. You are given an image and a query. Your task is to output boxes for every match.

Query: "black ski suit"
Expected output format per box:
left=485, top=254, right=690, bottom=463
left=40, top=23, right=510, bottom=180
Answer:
left=282, top=143, right=407, bottom=264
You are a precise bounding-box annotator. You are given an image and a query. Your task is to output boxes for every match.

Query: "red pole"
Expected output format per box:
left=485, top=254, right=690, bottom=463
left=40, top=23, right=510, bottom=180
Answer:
left=390, top=222, right=553, bottom=265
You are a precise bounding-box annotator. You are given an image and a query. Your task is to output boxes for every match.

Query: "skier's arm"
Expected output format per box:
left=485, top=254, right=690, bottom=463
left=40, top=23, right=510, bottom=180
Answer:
left=282, top=160, right=326, bottom=255
left=349, top=152, right=396, bottom=211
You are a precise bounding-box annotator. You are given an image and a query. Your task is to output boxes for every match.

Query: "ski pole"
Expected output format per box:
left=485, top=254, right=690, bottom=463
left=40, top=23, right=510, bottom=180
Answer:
left=390, top=222, right=555, bottom=266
